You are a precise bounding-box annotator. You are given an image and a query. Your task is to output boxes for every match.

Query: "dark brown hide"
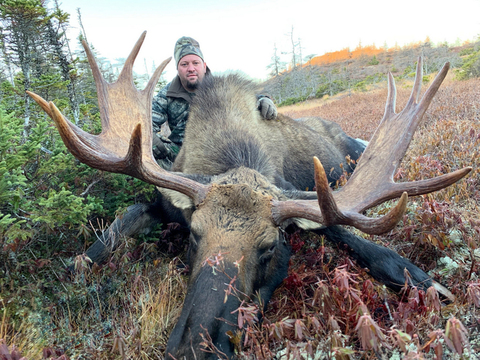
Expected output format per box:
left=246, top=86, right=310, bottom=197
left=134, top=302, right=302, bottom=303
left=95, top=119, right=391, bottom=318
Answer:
left=163, top=76, right=366, bottom=357
left=173, top=75, right=365, bottom=190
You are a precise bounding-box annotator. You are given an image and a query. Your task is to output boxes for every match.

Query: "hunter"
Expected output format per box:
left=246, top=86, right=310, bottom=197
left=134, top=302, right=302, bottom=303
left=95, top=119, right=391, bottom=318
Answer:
left=151, top=36, right=277, bottom=168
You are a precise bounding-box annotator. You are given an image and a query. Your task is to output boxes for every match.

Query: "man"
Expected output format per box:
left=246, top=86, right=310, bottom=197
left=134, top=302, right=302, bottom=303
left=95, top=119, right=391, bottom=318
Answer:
left=151, top=36, right=277, bottom=168
left=73, top=37, right=278, bottom=269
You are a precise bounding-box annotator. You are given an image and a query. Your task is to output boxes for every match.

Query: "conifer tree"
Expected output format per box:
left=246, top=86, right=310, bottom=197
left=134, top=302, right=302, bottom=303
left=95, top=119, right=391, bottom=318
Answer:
left=0, top=0, right=47, bottom=135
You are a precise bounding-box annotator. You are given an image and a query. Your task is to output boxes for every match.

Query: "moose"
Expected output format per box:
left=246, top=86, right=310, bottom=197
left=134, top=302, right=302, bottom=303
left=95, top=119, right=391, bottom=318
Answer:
left=28, top=33, right=471, bottom=359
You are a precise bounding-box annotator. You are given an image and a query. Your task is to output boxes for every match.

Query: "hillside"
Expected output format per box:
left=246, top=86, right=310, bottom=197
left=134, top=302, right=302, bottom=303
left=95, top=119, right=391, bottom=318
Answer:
left=262, top=40, right=475, bottom=107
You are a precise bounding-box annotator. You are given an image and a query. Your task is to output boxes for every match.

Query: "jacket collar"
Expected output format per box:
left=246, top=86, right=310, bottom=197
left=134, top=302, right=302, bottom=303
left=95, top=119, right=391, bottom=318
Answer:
left=166, top=68, right=212, bottom=104
left=166, top=75, right=195, bottom=103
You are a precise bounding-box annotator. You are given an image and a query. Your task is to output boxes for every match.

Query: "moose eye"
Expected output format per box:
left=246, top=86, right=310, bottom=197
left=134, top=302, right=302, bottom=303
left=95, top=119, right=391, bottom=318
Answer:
left=189, top=229, right=201, bottom=250
left=259, top=243, right=276, bottom=264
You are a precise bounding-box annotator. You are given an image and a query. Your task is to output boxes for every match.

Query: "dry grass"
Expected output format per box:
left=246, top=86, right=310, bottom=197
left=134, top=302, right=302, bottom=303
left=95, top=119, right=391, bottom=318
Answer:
left=1, top=255, right=188, bottom=359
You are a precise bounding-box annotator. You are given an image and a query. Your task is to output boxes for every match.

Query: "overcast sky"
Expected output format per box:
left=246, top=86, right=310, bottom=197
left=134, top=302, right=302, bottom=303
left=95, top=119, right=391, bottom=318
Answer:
left=56, top=0, right=480, bottom=82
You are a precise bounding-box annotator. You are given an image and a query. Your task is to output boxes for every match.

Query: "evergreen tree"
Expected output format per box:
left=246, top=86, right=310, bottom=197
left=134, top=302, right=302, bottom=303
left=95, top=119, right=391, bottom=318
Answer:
left=43, top=1, right=80, bottom=124
left=0, top=0, right=48, bottom=135
left=267, top=43, right=286, bottom=78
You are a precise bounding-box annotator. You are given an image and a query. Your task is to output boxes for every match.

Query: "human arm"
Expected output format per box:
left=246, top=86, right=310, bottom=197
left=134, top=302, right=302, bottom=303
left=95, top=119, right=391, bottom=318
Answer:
left=152, top=85, right=170, bottom=133
left=152, top=85, right=178, bottom=161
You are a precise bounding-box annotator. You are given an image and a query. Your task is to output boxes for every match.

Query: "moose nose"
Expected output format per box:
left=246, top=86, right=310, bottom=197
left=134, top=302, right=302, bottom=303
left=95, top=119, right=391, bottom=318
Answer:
left=165, top=264, right=238, bottom=359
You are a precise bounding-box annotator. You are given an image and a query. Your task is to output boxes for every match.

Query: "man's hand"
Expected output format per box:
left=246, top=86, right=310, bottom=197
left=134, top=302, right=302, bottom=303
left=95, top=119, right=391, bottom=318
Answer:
left=152, top=133, right=169, bottom=159
left=257, top=96, right=277, bottom=120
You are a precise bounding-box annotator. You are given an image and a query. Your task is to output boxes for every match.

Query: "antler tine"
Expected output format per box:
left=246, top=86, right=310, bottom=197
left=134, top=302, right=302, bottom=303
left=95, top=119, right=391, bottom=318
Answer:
left=416, top=60, right=450, bottom=119
left=273, top=58, right=471, bottom=235
left=334, top=58, right=471, bottom=214
left=272, top=157, right=408, bottom=235
left=313, top=156, right=408, bottom=232
left=143, top=56, right=171, bottom=99
left=26, top=92, right=108, bottom=161
left=28, top=32, right=210, bottom=204
left=406, top=57, right=424, bottom=108
left=313, top=157, right=337, bottom=223
left=384, top=72, right=396, bottom=118
left=48, top=100, right=111, bottom=164
left=118, top=31, right=145, bottom=82
left=82, top=38, right=104, bottom=94
left=26, top=90, right=53, bottom=118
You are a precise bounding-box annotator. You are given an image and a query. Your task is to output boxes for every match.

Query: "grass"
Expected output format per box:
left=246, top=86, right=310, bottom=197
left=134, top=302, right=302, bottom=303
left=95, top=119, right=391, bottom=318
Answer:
left=1, top=74, right=480, bottom=359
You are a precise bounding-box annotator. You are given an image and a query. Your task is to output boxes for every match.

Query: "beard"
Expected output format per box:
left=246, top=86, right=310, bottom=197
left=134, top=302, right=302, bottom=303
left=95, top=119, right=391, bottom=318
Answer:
left=185, top=79, right=200, bottom=91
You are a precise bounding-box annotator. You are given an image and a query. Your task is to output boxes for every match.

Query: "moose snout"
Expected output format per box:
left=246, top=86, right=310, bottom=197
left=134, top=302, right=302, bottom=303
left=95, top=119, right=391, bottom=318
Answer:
left=165, top=264, right=240, bottom=359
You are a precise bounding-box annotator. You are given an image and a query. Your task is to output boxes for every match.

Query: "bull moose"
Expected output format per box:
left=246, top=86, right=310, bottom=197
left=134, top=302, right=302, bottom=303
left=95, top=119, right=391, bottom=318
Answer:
left=28, top=33, right=471, bottom=359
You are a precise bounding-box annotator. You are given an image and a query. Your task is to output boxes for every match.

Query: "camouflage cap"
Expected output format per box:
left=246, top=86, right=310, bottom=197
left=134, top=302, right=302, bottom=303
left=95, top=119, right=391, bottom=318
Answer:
left=174, top=36, right=204, bottom=67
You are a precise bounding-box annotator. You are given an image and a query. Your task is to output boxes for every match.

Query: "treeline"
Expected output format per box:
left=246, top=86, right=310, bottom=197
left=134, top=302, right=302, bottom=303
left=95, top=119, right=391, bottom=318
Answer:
left=263, top=39, right=480, bottom=106
left=0, top=0, right=161, bottom=301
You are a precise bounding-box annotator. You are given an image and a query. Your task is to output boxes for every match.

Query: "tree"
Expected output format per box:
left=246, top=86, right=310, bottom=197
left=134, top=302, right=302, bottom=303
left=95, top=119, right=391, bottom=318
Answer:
left=0, top=0, right=48, bottom=135
left=0, top=26, right=14, bottom=84
left=304, top=54, right=316, bottom=64
left=43, top=1, right=80, bottom=124
left=266, top=43, right=286, bottom=78
left=284, top=25, right=301, bottom=69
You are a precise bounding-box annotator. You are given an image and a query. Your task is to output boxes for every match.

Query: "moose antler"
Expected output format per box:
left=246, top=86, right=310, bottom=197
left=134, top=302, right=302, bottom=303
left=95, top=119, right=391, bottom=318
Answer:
left=272, top=59, right=471, bottom=234
left=27, top=32, right=209, bottom=205
left=28, top=34, right=470, bottom=235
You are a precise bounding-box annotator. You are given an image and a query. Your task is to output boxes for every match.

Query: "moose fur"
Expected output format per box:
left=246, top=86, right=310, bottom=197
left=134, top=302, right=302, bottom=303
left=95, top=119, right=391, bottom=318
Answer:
left=82, top=76, right=366, bottom=273
left=174, top=74, right=365, bottom=190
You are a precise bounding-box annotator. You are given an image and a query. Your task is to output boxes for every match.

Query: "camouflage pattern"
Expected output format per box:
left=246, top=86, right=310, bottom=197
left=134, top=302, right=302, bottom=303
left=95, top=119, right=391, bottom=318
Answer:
left=152, top=82, right=191, bottom=143
left=174, top=36, right=204, bottom=66
left=152, top=78, right=194, bottom=168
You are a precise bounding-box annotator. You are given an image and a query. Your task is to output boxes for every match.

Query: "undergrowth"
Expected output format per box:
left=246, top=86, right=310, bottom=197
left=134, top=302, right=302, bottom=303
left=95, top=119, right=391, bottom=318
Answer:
left=1, top=76, right=480, bottom=359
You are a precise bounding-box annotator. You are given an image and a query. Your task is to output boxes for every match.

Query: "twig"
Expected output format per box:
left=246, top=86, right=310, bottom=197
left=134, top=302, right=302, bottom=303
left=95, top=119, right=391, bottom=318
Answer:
left=382, top=285, right=394, bottom=321
left=80, top=179, right=100, bottom=196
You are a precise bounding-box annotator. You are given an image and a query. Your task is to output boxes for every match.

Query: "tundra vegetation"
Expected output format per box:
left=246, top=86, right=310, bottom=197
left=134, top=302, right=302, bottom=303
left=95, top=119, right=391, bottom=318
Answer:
left=1, top=2, right=480, bottom=359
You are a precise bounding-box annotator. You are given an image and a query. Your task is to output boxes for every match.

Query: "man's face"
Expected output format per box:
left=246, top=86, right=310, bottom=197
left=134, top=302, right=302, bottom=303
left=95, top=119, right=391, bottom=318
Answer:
left=177, top=54, right=207, bottom=91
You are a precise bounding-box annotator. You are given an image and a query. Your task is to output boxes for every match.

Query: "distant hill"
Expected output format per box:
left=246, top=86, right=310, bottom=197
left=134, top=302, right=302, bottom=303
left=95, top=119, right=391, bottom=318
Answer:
left=261, top=40, right=476, bottom=107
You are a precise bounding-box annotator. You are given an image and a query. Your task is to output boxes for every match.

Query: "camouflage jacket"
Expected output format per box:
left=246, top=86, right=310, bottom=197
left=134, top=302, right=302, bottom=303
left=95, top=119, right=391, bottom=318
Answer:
left=152, top=75, right=195, bottom=164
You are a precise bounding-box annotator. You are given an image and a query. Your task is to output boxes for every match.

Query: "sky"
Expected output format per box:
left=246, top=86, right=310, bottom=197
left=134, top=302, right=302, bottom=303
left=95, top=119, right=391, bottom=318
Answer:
left=55, top=0, right=480, bottom=82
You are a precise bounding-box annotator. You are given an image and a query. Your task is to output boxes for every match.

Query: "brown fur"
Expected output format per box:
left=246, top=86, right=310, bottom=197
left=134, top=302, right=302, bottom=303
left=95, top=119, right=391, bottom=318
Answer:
left=164, top=75, right=366, bottom=358
left=164, top=74, right=437, bottom=358
left=165, top=168, right=291, bottom=359
left=174, top=74, right=365, bottom=190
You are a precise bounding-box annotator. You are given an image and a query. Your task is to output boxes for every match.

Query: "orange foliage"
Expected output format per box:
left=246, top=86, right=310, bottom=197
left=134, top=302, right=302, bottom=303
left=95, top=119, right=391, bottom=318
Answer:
left=307, top=44, right=385, bottom=66
left=305, top=41, right=427, bottom=67
left=308, top=47, right=352, bottom=66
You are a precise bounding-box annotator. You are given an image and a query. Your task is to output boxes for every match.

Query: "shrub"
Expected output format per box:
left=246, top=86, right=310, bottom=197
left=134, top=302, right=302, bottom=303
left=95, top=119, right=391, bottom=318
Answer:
left=455, top=50, right=480, bottom=80
left=367, top=55, right=379, bottom=65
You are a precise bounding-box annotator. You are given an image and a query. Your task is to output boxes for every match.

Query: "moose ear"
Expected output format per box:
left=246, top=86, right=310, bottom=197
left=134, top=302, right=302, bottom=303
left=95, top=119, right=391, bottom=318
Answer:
left=292, top=218, right=323, bottom=230
left=159, top=188, right=195, bottom=210
left=158, top=173, right=213, bottom=210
